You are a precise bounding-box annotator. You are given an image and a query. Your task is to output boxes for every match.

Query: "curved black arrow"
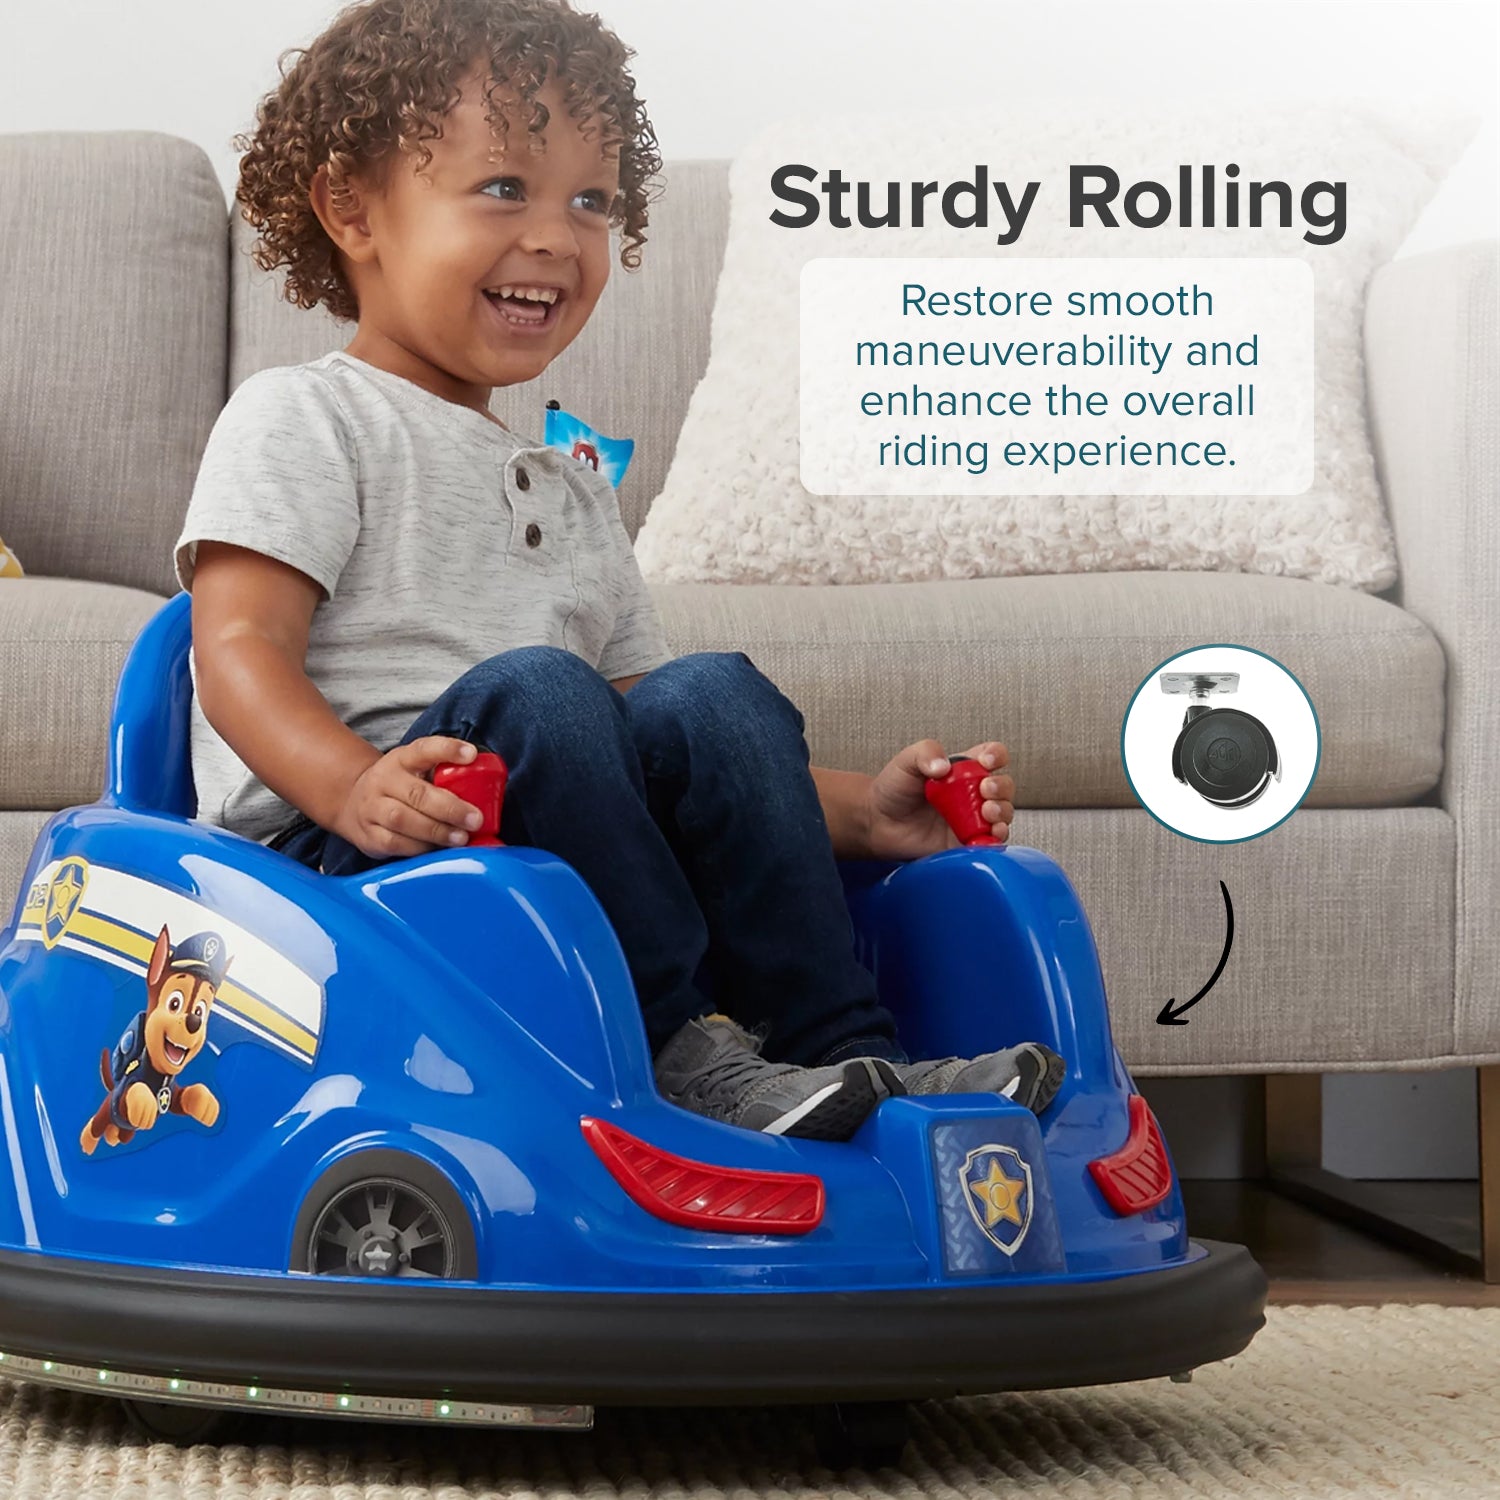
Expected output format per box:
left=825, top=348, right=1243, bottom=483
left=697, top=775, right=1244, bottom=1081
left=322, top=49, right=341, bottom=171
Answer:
left=1157, top=881, right=1233, bottom=1025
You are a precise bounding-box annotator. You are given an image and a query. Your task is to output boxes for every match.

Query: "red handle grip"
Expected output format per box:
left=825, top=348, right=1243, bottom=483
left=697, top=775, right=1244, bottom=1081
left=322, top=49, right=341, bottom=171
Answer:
left=923, top=755, right=1003, bottom=847
left=433, top=752, right=508, bottom=847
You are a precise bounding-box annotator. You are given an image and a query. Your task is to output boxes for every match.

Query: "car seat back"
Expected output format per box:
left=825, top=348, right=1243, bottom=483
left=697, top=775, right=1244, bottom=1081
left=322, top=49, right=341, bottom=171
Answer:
left=104, top=591, right=196, bottom=817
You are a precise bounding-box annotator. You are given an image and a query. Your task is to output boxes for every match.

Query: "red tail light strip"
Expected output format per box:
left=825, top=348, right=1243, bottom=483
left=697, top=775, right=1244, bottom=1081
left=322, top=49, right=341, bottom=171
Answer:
left=581, top=1117, right=826, bottom=1235
left=1087, top=1093, right=1175, bottom=1215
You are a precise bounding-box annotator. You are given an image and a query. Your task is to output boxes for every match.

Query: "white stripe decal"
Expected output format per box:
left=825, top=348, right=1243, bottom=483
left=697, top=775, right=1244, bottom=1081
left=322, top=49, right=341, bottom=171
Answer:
left=17, top=859, right=325, bottom=1065
left=14, top=928, right=316, bottom=1066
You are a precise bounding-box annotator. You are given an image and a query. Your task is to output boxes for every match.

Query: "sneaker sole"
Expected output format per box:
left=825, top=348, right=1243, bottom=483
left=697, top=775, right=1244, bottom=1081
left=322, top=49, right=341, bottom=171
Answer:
left=1014, top=1043, right=1069, bottom=1115
left=761, top=1058, right=905, bottom=1142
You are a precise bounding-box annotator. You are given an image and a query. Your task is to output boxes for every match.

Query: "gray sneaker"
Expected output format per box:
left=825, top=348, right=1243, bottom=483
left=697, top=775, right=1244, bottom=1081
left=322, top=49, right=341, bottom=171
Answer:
left=653, top=1015, right=905, bottom=1141
left=891, top=1042, right=1067, bottom=1115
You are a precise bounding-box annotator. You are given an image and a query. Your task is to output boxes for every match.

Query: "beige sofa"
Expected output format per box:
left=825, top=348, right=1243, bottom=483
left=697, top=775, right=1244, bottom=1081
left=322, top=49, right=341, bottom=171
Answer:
left=2, top=133, right=1497, bottom=1269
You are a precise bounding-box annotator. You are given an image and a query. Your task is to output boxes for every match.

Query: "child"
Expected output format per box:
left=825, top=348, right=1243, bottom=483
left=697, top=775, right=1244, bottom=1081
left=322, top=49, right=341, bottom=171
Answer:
left=175, top=0, right=1066, bottom=1142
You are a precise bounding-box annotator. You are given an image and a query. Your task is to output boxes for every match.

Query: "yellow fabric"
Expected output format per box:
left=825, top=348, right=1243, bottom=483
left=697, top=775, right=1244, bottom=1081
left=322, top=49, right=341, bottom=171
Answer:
left=0, top=537, right=23, bottom=578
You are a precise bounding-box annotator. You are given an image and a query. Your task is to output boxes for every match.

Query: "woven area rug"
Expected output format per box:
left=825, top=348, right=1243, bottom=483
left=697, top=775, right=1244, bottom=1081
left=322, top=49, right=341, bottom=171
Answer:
left=1, top=1306, right=1497, bottom=1498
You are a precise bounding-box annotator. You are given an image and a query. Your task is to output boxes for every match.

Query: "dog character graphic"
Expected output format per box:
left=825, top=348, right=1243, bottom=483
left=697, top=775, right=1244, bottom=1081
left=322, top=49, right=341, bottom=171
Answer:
left=79, top=927, right=229, bottom=1155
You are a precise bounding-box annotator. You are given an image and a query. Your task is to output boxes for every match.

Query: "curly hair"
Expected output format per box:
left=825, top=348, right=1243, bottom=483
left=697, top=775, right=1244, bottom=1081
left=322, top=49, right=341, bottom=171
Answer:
left=233, top=0, right=663, bottom=323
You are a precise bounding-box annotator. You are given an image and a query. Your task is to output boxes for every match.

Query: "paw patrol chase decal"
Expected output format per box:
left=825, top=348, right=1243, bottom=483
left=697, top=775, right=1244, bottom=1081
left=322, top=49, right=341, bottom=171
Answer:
left=961, top=1144, right=1033, bottom=1255
left=79, top=927, right=226, bottom=1154
left=17, top=858, right=326, bottom=1151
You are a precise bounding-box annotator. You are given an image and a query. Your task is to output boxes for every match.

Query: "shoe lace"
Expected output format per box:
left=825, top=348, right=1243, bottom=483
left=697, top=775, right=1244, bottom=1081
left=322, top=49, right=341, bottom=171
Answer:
left=686, top=1049, right=780, bottom=1106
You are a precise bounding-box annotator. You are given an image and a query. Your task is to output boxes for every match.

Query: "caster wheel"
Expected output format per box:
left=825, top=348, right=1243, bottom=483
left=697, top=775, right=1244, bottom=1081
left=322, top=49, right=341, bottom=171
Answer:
left=1162, top=674, right=1281, bottom=812
left=123, top=1399, right=240, bottom=1445
left=1174, top=707, right=1278, bottom=808
left=813, top=1400, right=911, bottom=1469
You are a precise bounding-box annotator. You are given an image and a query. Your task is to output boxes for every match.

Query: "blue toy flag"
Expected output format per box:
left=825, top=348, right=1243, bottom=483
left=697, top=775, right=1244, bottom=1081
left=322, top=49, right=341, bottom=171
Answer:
left=544, top=401, right=634, bottom=487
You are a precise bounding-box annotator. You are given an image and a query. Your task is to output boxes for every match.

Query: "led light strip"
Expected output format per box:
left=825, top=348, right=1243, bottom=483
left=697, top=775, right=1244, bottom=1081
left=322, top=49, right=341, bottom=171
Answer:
left=0, top=1349, right=593, bottom=1429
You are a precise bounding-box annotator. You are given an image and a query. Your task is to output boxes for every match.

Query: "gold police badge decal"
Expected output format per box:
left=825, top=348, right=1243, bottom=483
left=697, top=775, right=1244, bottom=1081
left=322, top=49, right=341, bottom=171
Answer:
left=961, top=1142, right=1033, bottom=1255
left=41, top=857, right=90, bottom=950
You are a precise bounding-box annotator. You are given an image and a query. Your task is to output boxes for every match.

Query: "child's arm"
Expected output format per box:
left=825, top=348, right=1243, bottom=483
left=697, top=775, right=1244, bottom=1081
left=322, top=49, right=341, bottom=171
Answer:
left=191, top=541, right=484, bottom=858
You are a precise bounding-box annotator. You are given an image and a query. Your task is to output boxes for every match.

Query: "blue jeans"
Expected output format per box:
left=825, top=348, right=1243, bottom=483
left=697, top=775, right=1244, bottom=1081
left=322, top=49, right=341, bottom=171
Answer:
left=269, top=648, right=908, bottom=1067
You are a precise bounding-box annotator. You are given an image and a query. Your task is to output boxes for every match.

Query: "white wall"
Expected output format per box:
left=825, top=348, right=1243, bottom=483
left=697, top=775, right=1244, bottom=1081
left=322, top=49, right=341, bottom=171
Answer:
left=3, top=0, right=1494, bottom=1179
left=2, top=0, right=1494, bottom=254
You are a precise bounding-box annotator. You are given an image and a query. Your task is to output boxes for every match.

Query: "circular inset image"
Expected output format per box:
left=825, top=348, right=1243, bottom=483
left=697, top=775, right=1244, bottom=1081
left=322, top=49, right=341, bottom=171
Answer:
left=1121, top=645, right=1319, bottom=842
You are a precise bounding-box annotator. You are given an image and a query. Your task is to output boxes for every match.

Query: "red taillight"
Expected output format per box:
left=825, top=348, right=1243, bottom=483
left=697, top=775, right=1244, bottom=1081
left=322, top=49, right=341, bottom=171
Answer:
left=1087, top=1094, right=1175, bottom=1215
left=581, top=1118, right=825, bottom=1235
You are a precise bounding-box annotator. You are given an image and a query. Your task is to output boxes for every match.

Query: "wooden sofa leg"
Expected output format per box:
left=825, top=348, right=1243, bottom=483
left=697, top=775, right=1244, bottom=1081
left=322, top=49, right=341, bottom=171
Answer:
left=1264, top=1074, right=1322, bottom=1171
left=1481, top=1065, right=1500, bottom=1284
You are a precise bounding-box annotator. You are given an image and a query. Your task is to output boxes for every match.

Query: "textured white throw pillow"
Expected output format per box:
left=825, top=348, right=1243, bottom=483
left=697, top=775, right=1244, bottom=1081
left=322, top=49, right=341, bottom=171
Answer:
left=634, top=103, right=1473, bottom=589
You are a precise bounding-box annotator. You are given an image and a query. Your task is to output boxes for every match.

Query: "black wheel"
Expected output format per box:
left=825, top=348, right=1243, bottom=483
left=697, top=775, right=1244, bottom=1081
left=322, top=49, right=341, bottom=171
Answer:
left=290, top=1149, right=478, bottom=1279
left=123, top=1398, right=239, bottom=1445
left=308, top=1177, right=459, bottom=1278
left=1173, top=707, right=1278, bottom=809
left=813, top=1400, right=911, bottom=1469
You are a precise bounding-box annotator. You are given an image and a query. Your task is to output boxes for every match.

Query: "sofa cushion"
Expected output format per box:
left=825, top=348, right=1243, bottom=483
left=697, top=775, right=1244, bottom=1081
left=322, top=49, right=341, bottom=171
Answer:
left=651, top=570, right=1443, bottom=808
left=0, top=133, right=227, bottom=596
left=0, top=579, right=168, bottom=809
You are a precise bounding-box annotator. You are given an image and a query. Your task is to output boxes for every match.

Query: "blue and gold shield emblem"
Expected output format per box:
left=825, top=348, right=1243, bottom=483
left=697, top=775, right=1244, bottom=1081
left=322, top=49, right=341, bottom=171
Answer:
left=932, top=1117, right=1064, bottom=1276
left=960, top=1143, right=1033, bottom=1256
left=41, top=857, right=90, bottom=950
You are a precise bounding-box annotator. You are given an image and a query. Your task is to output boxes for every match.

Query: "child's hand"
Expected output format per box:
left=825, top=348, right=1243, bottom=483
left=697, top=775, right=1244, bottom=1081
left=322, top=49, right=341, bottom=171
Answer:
left=335, top=738, right=487, bottom=859
left=862, top=739, right=1015, bottom=861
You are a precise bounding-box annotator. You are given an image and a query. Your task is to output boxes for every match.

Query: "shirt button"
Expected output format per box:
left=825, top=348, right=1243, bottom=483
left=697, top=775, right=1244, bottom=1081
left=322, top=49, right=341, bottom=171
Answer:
left=525, top=522, right=542, bottom=547
left=515, top=466, right=531, bottom=491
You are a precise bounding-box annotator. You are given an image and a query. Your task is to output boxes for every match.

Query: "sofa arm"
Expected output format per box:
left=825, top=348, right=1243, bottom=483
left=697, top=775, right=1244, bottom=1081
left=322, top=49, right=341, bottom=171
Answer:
left=1365, top=240, right=1499, bottom=1056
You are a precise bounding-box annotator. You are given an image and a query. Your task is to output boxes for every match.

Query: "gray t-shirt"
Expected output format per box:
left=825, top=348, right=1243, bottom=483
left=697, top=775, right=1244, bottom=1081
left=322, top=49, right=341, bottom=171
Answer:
left=173, top=350, right=672, bottom=843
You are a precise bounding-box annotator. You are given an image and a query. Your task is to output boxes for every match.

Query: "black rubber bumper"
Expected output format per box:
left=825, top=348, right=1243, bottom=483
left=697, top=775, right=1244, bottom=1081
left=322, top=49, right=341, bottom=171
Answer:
left=0, top=1239, right=1266, bottom=1405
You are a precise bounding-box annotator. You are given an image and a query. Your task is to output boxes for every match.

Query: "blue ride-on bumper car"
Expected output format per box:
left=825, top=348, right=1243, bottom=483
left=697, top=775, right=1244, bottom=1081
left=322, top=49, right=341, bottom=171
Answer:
left=0, top=594, right=1265, bottom=1463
